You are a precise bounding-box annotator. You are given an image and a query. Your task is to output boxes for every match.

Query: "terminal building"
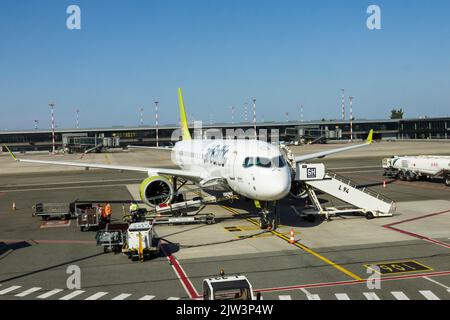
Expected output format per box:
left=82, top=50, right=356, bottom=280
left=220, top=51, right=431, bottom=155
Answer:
left=1, top=117, right=449, bottom=153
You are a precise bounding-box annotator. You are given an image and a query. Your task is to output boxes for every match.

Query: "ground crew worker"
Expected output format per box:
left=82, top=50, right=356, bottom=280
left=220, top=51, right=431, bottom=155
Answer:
left=104, top=202, right=112, bottom=223
left=130, top=202, right=139, bottom=222
left=99, top=203, right=110, bottom=226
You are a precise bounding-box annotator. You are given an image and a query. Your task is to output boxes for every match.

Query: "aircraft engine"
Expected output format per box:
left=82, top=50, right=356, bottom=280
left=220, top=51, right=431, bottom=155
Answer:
left=289, top=180, right=308, bottom=199
left=139, top=176, right=174, bottom=206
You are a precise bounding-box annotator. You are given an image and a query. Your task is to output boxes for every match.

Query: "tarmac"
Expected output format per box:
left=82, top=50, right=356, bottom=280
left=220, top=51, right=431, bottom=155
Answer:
left=0, top=141, right=449, bottom=300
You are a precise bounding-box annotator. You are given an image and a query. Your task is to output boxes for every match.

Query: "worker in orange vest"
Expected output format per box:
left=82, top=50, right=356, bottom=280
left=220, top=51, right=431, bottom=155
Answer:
left=102, top=202, right=112, bottom=224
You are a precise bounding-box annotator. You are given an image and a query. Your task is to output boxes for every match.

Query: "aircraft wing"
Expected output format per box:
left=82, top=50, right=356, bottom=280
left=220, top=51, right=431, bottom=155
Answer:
left=2, top=144, right=206, bottom=182
left=127, top=145, right=173, bottom=151
left=295, top=129, right=373, bottom=163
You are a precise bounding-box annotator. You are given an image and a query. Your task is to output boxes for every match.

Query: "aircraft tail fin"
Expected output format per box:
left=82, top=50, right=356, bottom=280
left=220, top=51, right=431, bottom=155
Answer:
left=366, top=129, right=374, bottom=144
left=178, top=88, right=192, bottom=141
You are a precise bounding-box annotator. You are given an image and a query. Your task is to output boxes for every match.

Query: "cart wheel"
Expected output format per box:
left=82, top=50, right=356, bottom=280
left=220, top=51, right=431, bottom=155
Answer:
left=103, top=246, right=109, bottom=253
left=365, top=212, right=375, bottom=220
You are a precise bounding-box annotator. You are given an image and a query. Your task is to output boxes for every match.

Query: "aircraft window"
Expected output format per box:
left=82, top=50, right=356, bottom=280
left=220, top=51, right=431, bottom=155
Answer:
left=272, top=156, right=287, bottom=168
left=256, top=157, right=271, bottom=168
left=243, top=157, right=254, bottom=168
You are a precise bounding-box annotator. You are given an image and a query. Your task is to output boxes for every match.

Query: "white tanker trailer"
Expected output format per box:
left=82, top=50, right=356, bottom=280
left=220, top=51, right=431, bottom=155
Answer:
left=382, top=156, right=450, bottom=186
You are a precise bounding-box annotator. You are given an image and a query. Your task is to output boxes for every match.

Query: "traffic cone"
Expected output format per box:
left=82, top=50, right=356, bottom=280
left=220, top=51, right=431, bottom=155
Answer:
left=383, top=180, right=387, bottom=188
left=12, top=202, right=16, bottom=211
left=289, top=229, right=295, bottom=244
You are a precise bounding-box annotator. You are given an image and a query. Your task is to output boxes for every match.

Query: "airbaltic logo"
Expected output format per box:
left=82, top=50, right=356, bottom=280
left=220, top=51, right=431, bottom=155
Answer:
left=203, top=145, right=230, bottom=166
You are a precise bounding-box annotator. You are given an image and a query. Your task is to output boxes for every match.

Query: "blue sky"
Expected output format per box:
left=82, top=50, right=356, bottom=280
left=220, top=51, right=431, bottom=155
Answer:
left=1, top=0, right=449, bottom=130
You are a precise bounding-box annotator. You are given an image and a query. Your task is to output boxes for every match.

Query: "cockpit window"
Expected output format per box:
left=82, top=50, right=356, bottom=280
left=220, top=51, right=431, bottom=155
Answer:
left=272, top=156, right=287, bottom=168
left=256, top=157, right=271, bottom=168
left=243, top=157, right=254, bottom=168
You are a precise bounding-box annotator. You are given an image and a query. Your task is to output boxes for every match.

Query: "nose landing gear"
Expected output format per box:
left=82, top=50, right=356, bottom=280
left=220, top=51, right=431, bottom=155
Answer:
left=258, top=201, right=279, bottom=230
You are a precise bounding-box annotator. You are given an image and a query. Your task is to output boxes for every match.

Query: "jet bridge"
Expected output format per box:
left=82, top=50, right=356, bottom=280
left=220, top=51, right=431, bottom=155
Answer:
left=295, top=163, right=396, bottom=220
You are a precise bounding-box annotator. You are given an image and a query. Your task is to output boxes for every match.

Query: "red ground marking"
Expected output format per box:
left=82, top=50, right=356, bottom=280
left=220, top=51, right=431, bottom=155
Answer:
left=382, top=209, right=450, bottom=249
left=256, top=270, right=450, bottom=293
left=160, top=241, right=200, bottom=299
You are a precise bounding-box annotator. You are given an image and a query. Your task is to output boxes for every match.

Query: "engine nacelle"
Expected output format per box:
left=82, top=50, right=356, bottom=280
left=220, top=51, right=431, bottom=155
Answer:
left=139, top=176, right=174, bottom=206
left=289, top=180, right=308, bottom=199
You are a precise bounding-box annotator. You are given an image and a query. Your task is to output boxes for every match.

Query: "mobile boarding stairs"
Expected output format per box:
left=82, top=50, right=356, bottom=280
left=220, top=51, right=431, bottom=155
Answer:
left=295, top=163, right=396, bottom=220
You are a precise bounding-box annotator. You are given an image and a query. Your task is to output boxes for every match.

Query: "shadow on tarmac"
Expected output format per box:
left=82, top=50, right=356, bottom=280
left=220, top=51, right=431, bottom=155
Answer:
left=0, top=251, right=105, bottom=284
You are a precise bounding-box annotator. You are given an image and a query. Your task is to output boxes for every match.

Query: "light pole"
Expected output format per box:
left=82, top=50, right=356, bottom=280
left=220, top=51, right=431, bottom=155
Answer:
left=34, top=120, right=39, bottom=130
left=153, top=100, right=159, bottom=147
left=231, top=106, right=235, bottom=124
left=49, top=103, right=56, bottom=154
left=341, top=89, right=345, bottom=121
left=76, top=109, right=80, bottom=129
left=139, top=107, right=144, bottom=126
left=244, top=102, right=248, bottom=123
left=252, top=98, right=257, bottom=139
left=349, top=96, right=354, bottom=141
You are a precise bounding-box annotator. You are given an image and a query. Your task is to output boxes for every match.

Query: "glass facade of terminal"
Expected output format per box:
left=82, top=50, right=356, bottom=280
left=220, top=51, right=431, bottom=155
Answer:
left=1, top=118, right=449, bottom=152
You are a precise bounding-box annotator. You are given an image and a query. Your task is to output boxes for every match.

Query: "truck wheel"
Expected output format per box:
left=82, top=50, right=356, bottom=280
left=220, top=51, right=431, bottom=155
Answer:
left=406, top=171, right=415, bottom=182
left=445, top=176, right=450, bottom=186
left=398, top=171, right=406, bottom=181
left=365, top=212, right=375, bottom=220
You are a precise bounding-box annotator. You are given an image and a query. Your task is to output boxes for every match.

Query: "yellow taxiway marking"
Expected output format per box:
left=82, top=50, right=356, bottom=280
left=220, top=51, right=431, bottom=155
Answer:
left=237, top=233, right=273, bottom=239
left=220, top=205, right=363, bottom=281
left=103, top=153, right=112, bottom=165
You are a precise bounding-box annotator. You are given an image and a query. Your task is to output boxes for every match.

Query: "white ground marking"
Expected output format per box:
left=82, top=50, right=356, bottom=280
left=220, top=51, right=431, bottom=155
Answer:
left=278, top=295, right=292, bottom=300
left=335, top=293, right=351, bottom=300
left=329, top=166, right=379, bottom=170
left=138, top=295, right=155, bottom=300
left=0, top=285, right=21, bottom=295
left=419, top=290, right=440, bottom=300
left=37, top=289, right=63, bottom=299
left=423, top=276, right=450, bottom=292
left=59, top=290, right=85, bottom=300
left=300, top=288, right=320, bottom=300
left=111, top=293, right=132, bottom=300
left=1, top=183, right=133, bottom=193
left=167, top=297, right=181, bottom=300
left=84, top=292, right=109, bottom=300
left=15, top=287, right=42, bottom=297
left=339, top=170, right=383, bottom=174
left=391, top=291, right=409, bottom=300
left=5, top=178, right=139, bottom=188
left=363, top=292, right=381, bottom=300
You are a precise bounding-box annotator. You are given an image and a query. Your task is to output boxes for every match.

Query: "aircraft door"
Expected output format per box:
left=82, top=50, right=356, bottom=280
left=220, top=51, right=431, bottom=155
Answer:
left=228, top=151, right=239, bottom=192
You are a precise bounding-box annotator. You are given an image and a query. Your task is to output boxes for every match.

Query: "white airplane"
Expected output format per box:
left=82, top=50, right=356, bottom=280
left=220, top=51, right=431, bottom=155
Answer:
left=4, top=88, right=373, bottom=208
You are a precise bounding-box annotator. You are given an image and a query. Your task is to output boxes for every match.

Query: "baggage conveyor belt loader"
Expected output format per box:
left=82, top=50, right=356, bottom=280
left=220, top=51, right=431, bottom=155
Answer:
left=294, top=163, right=396, bottom=221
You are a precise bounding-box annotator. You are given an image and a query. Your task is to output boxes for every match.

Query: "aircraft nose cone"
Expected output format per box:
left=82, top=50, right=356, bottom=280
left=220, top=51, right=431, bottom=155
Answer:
left=260, top=168, right=291, bottom=201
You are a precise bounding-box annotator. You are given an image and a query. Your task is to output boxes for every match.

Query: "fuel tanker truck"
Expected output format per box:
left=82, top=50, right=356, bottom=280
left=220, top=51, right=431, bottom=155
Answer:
left=382, top=156, right=450, bottom=186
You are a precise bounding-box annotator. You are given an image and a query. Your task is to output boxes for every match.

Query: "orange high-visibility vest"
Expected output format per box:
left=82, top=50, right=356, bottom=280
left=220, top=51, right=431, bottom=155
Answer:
left=105, top=203, right=112, bottom=216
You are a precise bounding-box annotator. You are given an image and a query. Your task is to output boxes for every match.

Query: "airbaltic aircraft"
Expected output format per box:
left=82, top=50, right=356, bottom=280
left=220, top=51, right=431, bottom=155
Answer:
left=4, top=88, right=373, bottom=207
